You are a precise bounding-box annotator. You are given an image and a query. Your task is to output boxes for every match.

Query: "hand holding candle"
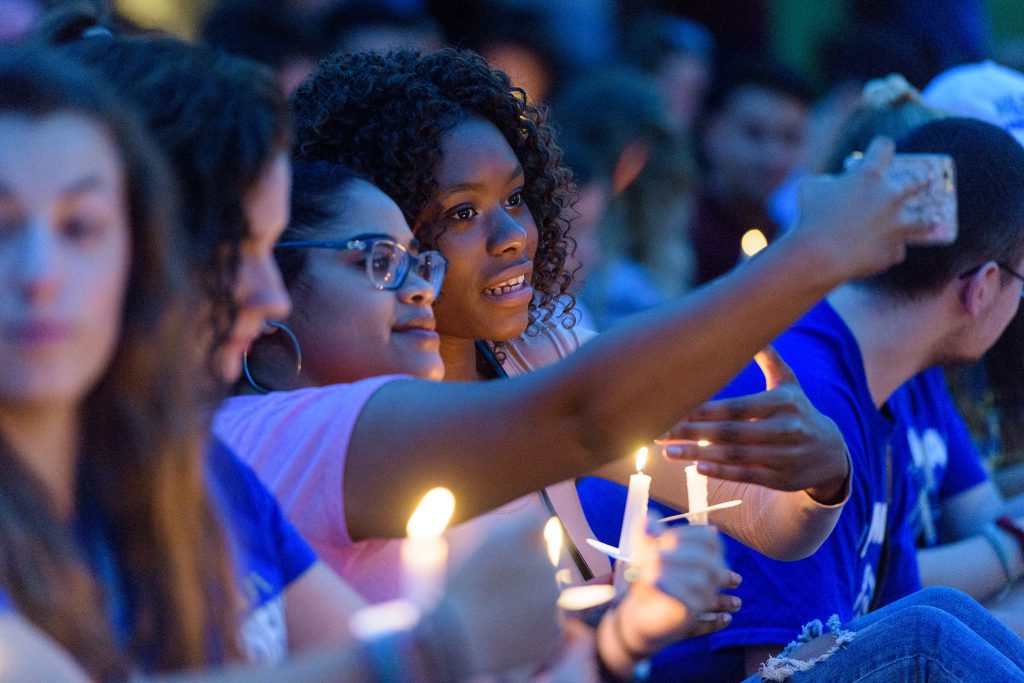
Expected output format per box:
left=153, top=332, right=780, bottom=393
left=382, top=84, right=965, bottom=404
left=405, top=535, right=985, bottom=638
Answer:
left=402, top=487, right=455, bottom=609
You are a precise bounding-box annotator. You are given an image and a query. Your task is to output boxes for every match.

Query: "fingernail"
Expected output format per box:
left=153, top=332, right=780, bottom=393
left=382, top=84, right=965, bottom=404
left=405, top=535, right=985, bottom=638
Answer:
left=730, top=596, right=742, bottom=609
left=730, top=571, right=743, bottom=585
left=665, top=445, right=690, bottom=459
left=721, top=613, right=732, bottom=624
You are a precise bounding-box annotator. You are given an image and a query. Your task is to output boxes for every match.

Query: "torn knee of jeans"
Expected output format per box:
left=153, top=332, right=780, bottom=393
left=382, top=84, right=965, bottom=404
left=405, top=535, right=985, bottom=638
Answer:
left=758, top=614, right=857, bottom=681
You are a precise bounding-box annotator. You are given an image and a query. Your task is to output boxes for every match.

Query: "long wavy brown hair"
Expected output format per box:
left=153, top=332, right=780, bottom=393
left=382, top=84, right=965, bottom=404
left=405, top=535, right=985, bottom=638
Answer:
left=0, top=47, right=239, bottom=677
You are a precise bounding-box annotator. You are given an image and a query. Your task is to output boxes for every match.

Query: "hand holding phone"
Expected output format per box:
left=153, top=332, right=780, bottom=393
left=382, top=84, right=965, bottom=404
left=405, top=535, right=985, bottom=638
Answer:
left=846, top=152, right=957, bottom=245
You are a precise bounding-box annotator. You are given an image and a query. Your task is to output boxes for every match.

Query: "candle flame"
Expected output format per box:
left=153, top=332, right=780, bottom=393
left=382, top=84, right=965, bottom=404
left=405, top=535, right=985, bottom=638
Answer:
left=407, top=487, right=455, bottom=539
left=544, top=516, right=563, bottom=567
left=741, top=229, right=768, bottom=257
left=697, top=439, right=710, bottom=447
left=635, top=446, right=648, bottom=473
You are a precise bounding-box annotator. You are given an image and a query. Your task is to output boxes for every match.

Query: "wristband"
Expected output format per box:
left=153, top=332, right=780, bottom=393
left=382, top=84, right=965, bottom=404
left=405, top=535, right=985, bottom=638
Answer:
left=996, top=515, right=1024, bottom=565
left=350, top=599, right=430, bottom=682
left=980, top=524, right=1014, bottom=602
left=595, top=607, right=651, bottom=682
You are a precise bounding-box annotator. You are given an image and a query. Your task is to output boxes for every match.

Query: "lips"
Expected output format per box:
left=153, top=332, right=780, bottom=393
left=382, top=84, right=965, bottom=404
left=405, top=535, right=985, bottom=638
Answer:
left=5, top=320, right=74, bottom=344
left=482, top=263, right=533, bottom=298
left=484, top=273, right=529, bottom=296
left=393, top=316, right=437, bottom=333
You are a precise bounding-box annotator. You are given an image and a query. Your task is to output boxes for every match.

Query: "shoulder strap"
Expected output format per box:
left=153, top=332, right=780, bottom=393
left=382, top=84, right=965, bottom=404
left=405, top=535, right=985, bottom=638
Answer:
left=474, top=340, right=595, bottom=581
left=867, top=444, right=894, bottom=613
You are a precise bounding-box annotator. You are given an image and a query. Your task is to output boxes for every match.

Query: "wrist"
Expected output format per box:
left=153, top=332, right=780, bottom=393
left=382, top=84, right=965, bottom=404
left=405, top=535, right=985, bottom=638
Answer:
left=349, top=600, right=431, bottom=682
left=416, top=597, right=471, bottom=682
left=805, top=450, right=852, bottom=506
left=595, top=604, right=652, bottom=681
left=996, top=516, right=1024, bottom=574
left=768, top=228, right=846, bottom=296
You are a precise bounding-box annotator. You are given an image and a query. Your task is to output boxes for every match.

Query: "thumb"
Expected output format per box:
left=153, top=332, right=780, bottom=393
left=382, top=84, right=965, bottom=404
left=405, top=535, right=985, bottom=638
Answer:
left=857, top=136, right=896, bottom=175
left=753, top=345, right=798, bottom=391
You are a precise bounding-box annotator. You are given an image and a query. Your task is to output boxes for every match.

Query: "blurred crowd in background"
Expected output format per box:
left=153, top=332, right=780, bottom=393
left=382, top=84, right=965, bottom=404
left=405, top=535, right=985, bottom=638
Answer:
left=11, top=0, right=1015, bottom=470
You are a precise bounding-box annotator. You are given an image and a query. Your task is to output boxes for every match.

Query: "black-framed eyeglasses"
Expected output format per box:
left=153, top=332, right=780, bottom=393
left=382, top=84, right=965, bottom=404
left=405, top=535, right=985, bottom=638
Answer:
left=277, top=233, right=447, bottom=294
left=959, top=262, right=1024, bottom=299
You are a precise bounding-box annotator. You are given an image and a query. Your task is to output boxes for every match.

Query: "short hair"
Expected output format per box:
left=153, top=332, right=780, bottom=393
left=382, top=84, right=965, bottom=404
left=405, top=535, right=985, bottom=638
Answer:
left=292, top=47, right=576, bottom=331
left=861, top=117, right=1024, bottom=298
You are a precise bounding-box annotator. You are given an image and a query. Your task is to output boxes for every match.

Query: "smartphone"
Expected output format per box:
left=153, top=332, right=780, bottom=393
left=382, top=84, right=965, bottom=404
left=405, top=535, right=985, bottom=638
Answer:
left=845, top=152, right=957, bottom=245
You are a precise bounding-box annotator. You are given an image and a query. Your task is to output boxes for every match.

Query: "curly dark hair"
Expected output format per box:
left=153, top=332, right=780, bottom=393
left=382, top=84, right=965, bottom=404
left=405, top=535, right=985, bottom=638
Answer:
left=291, top=47, right=576, bottom=331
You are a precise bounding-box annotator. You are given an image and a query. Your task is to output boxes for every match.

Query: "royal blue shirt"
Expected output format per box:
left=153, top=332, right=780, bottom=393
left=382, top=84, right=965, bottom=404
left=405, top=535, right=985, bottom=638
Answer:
left=76, top=438, right=317, bottom=666
left=889, top=368, right=988, bottom=547
left=579, top=301, right=924, bottom=681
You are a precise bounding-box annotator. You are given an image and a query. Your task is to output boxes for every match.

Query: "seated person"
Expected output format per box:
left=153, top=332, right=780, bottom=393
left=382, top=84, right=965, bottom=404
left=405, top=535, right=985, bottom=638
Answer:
left=582, top=116, right=1024, bottom=680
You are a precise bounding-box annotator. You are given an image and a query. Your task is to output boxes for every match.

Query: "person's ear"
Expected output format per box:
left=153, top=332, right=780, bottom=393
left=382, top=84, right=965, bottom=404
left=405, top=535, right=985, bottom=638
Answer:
left=960, top=261, right=1001, bottom=318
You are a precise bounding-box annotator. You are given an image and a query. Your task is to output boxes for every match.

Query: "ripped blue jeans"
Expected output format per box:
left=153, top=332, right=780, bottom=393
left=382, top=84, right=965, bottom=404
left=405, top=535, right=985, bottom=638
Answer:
left=742, top=587, right=1024, bottom=682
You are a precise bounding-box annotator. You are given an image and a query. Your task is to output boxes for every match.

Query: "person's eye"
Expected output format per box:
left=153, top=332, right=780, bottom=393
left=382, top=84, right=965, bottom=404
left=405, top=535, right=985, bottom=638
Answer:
left=445, top=204, right=478, bottom=222
left=63, top=216, right=102, bottom=242
left=506, top=190, right=524, bottom=208
left=0, top=215, right=21, bottom=239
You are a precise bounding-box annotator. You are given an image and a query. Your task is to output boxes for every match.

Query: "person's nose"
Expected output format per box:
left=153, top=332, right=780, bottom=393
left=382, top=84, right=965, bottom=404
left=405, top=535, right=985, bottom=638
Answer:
left=397, top=261, right=437, bottom=307
left=14, top=220, right=63, bottom=304
left=486, top=210, right=528, bottom=257
left=240, top=253, right=292, bottom=323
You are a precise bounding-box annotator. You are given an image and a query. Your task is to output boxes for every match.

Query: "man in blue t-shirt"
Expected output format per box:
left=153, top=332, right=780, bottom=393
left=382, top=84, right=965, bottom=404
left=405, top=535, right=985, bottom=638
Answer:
left=581, top=117, right=1024, bottom=681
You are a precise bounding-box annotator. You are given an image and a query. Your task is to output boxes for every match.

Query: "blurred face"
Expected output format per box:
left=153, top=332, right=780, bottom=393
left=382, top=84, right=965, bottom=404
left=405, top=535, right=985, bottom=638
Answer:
left=702, top=85, right=807, bottom=205
left=0, top=113, right=130, bottom=408
left=216, top=153, right=293, bottom=383
left=288, top=180, right=443, bottom=383
left=416, top=117, right=539, bottom=342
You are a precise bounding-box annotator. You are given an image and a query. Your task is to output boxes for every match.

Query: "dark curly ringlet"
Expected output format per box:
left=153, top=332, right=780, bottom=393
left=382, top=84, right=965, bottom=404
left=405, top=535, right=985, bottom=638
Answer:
left=291, top=47, right=577, bottom=331
left=860, top=118, right=1024, bottom=299
left=59, top=29, right=290, bottom=379
left=0, top=47, right=238, bottom=675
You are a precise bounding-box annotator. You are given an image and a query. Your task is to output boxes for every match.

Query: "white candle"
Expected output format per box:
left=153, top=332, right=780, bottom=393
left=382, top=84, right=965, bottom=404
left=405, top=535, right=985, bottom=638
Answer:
left=614, top=448, right=651, bottom=592
left=685, top=463, right=709, bottom=525
left=402, top=487, right=455, bottom=610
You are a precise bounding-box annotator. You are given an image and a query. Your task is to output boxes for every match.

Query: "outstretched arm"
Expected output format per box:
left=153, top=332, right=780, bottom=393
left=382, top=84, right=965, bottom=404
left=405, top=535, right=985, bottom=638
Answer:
left=347, top=138, right=934, bottom=539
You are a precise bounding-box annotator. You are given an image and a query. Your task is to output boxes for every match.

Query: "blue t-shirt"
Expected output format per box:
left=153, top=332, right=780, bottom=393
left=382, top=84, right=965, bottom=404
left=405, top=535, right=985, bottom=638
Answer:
left=77, top=439, right=317, bottom=666
left=0, top=589, right=11, bottom=613
left=207, top=438, right=318, bottom=663
left=579, top=301, right=923, bottom=682
left=889, top=368, right=988, bottom=547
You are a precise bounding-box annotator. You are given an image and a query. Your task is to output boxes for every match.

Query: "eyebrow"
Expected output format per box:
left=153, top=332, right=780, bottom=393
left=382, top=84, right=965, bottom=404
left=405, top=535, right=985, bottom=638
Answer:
left=0, top=175, right=104, bottom=198
left=435, top=163, right=525, bottom=199
left=60, top=175, right=105, bottom=195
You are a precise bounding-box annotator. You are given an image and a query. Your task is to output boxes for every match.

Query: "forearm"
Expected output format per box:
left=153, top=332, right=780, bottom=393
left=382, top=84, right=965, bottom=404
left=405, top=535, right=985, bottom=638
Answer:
left=594, top=455, right=845, bottom=560
left=918, top=531, right=1024, bottom=601
left=709, top=481, right=846, bottom=560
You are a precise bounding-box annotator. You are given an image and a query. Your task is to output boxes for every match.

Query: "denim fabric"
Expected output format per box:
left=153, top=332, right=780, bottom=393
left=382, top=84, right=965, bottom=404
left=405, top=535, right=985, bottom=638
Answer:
left=742, top=588, right=1024, bottom=682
